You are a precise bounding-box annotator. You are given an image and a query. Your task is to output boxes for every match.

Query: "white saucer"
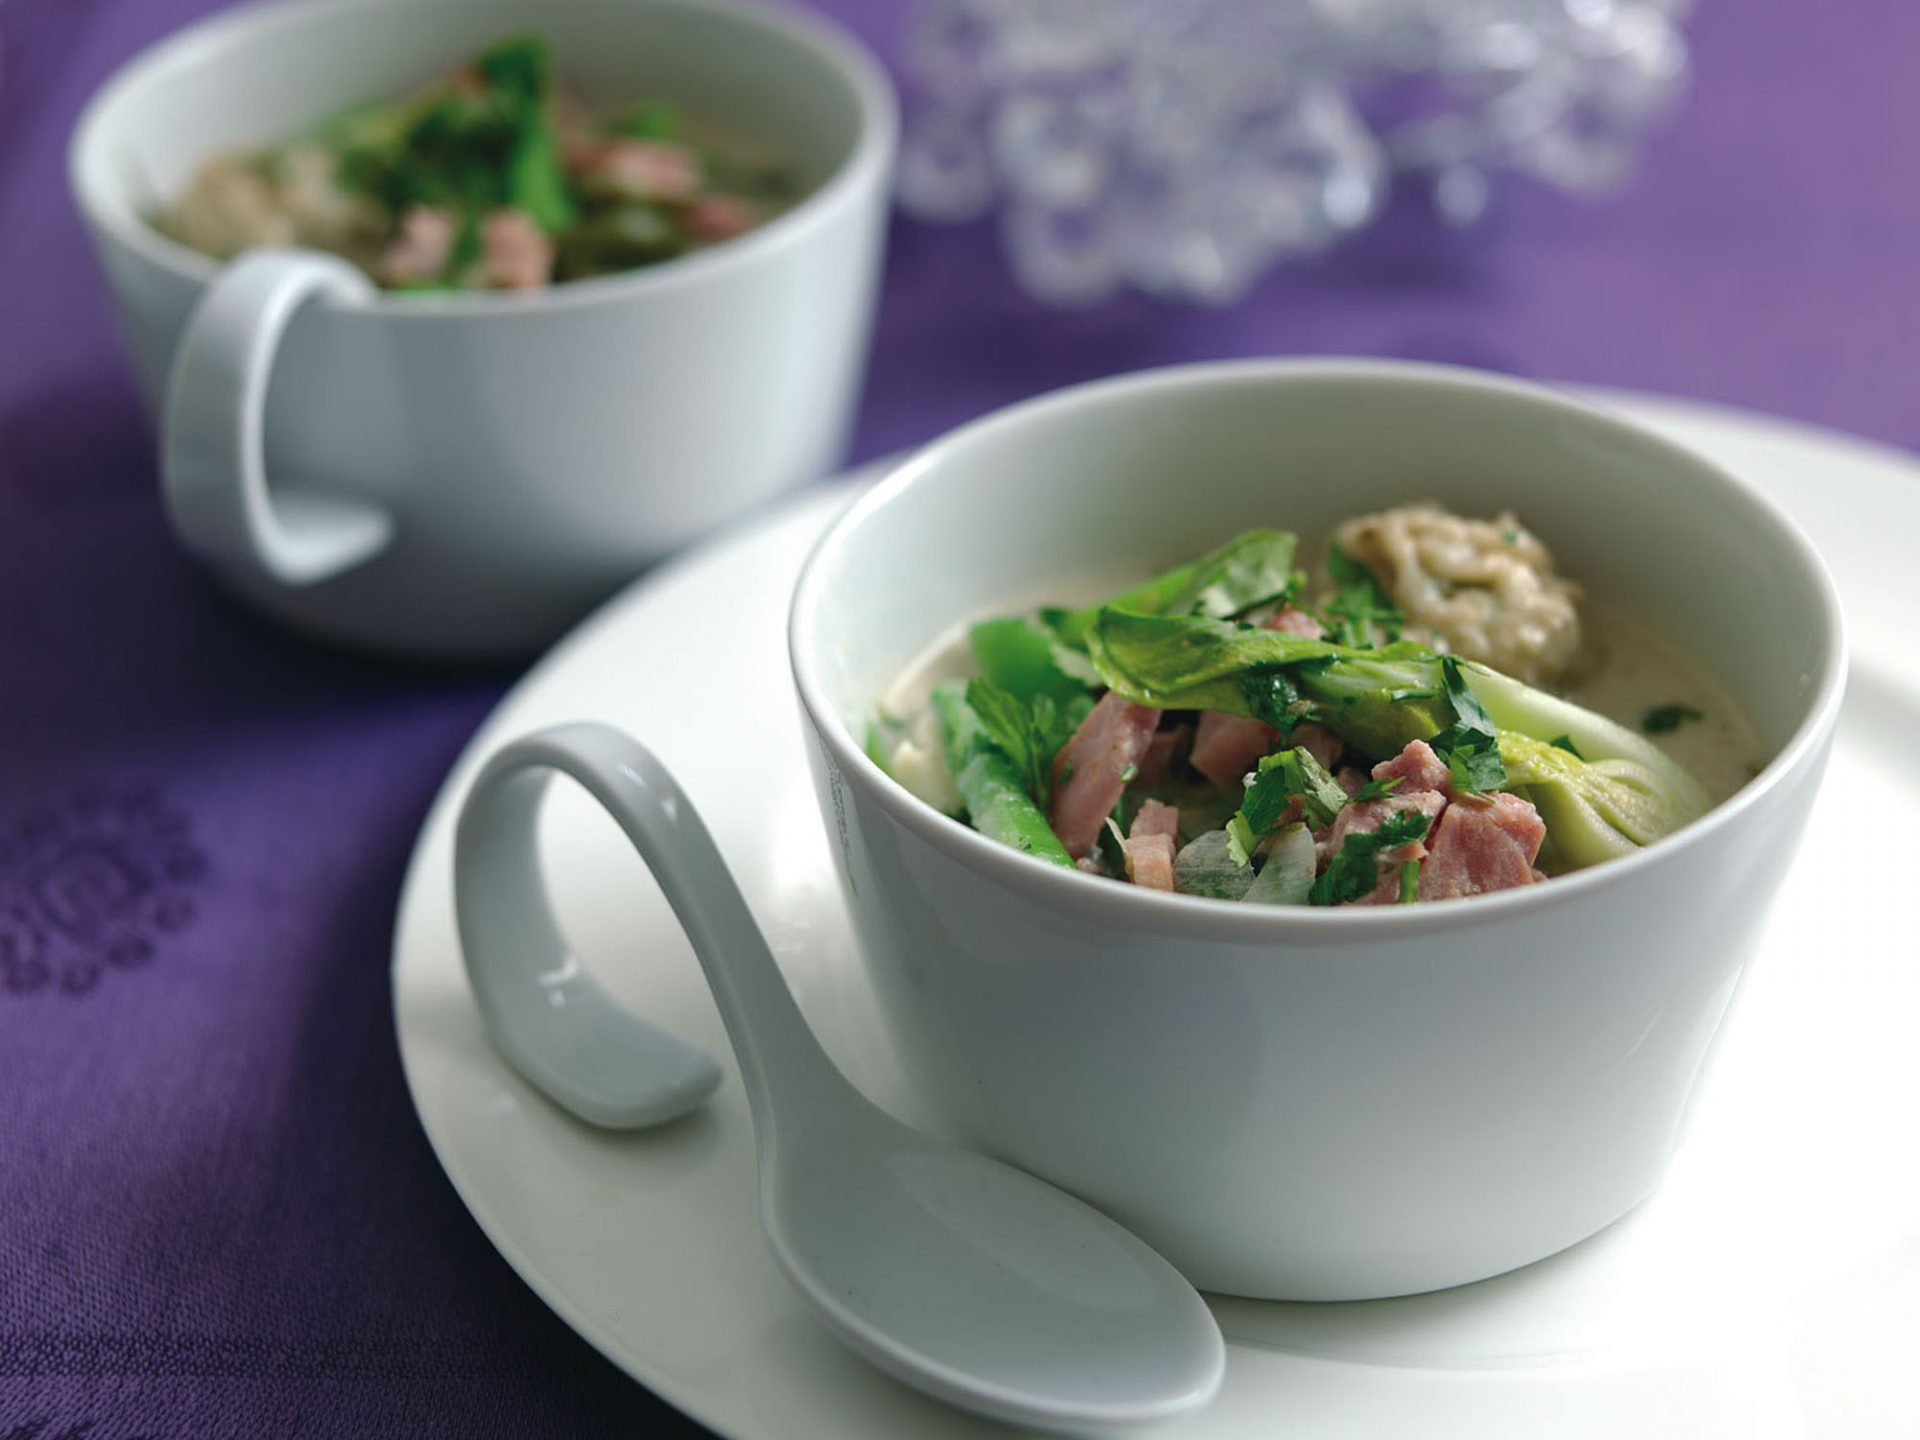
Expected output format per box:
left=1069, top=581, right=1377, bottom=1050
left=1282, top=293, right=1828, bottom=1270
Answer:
left=393, top=392, right=1920, bottom=1440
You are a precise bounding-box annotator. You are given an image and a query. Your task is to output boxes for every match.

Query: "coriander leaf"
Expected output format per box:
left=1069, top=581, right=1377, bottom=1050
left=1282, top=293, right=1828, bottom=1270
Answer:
left=1309, top=810, right=1430, bottom=906
left=1448, top=747, right=1508, bottom=794
left=1264, top=749, right=1348, bottom=830
left=1398, top=859, right=1421, bottom=903
left=1238, top=667, right=1302, bottom=733
left=1550, top=733, right=1585, bottom=759
left=1641, top=703, right=1704, bottom=735
left=1428, top=655, right=1507, bottom=795
left=963, top=677, right=1035, bottom=780
left=963, top=678, right=1090, bottom=806
left=1228, top=747, right=1348, bottom=864
left=1347, top=774, right=1403, bottom=804
left=1322, top=547, right=1404, bottom=649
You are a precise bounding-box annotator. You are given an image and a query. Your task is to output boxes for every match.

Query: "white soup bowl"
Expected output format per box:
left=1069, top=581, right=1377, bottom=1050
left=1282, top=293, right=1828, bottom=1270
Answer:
left=789, top=359, right=1846, bottom=1301
left=71, top=0, right=895, bottom=657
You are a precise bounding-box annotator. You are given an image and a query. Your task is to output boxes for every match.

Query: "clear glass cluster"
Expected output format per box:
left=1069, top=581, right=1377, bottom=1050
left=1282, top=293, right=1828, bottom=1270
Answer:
left=896, top=0, right=1692, bottom=305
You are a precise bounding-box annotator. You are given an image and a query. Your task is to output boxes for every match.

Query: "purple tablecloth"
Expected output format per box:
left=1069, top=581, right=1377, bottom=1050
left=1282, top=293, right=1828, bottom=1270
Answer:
left=2, top=2, right=1915, bottom=1435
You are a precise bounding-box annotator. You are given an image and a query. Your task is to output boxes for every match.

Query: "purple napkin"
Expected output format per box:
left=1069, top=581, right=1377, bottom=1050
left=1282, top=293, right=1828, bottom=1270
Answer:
left=2, top=0, right=1916, bottom=1435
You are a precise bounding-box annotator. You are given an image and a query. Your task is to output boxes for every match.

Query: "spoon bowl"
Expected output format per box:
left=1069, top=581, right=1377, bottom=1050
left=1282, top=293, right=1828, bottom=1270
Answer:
left=454, top=722, right=1226, bottom=1430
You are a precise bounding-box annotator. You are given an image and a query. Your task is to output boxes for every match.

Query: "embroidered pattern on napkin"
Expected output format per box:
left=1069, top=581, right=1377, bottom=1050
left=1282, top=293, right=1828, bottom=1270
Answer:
left=0, top=785, right=208, bottom=997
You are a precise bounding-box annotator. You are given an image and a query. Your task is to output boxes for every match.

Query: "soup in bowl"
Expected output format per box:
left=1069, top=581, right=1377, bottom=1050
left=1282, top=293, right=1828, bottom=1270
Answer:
left=70, top=0, right=893, bottom=656
left=788, top=360, right=1845, bottom=1300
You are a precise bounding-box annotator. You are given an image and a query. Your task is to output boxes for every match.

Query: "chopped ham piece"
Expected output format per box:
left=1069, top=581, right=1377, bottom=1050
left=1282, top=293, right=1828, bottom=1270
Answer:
left=1263, top=606, right=1326, bottom=638
left=377, top=205, right=457, bottom=287
left=1129, top=799, right=1180, bottom=843
left=1190, top=712, right=1276, bottom=788
left=1048, top=693, right=1161, bottom=859
left=684, top=193, right=758, bottom=242
left=1124, top=833, right=1177, bottom=891
left=480, top=208, right=554, bottom=289
left=1291, top=721, right=1343, bottom=772
left=1323, top=788, right=1449, bottom=906
left=1371, top=738, right=1453, bottom=797
left=577, top=138, right=701, bottom=200
left=1418, top=792, right=1546, bottom=902
left=1136, top=724, right=1191, bottom=784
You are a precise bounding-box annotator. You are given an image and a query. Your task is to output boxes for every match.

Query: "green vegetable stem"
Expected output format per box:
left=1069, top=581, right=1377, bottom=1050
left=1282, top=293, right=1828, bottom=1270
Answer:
left=931, top=682, right=1075, bottom=869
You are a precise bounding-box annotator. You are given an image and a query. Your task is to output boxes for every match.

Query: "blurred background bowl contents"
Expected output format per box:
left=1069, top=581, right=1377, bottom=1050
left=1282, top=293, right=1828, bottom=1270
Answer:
left=153, top=33, right=798, bottom=293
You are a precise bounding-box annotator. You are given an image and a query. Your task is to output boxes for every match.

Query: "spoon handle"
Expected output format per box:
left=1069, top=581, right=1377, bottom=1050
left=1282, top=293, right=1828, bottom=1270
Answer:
left=455, top=722, right=849, bottom=1134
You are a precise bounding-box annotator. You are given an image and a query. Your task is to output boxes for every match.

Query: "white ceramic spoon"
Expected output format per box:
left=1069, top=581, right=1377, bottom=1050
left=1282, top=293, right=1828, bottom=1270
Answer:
left=454, top=722, right=1225, bottom=1432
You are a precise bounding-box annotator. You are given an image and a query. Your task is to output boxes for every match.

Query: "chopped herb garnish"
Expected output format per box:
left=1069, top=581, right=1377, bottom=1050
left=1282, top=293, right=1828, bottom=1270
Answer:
left=1225, top=747, right=1349, bottom=865
left=1427, top=655, right=1508, bottom=794
left=1549, top=734, right=1584, bottom=759
left=1500, top=528, right=1520, bottom=545
left=1239, top=666, right=1302, bottom=734
left=964, top=678, right=1089, bottom=806
left=1309, top=810, right=1431, bottom=906
left=1347, top=774, right=1404, bottom=804
left=1641, top=703, right=1703, bottom=735
left=1321, top=547, right=1404, bottom=649
left=1398, top=858, right=1421, bottom=903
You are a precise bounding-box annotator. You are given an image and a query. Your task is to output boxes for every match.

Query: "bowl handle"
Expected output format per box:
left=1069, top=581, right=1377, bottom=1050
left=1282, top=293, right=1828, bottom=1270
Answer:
left=161, top=249, right=396, bottom=587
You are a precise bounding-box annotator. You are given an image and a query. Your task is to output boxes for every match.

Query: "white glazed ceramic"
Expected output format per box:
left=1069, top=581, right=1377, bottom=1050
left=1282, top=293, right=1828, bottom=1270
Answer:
left=788, top=360, right=1848, bottom=1302
left=391, top=400, right=1920, bottom=1438
left=451, top=721, right=1225, bottom=1429
left=69, top=0, right=895, bottom=657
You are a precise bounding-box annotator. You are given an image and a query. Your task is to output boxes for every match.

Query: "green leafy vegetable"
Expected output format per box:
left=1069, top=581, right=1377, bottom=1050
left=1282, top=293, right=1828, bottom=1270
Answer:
left=328, top=34, right=575, bottom=262
left=1428, top=655, right=1507, bottom=795
left=1642, top=703, right=1704, bottom=734
left=1226, top=747, right=1351, bottom=865
left=962, top=678, right=1090, bottom=808
left=1309, top=810, right=1431, bottom=906
left=1322, top=547, right=1404, bottom=649
left=968, top=617, right=1101, bottom=708
left=1041, top=529, right=1300, bottom=648
left=1348, top=774, right=1403, bottom=804
left=1087, top=608, right=1711, bottom=871
left=1238, top=667, right=1303, bottom=734
left=1497, top=731, right=1707, bottom=872
left=1163, top=530, right=1301, bottom=621
left=931, top=682, right=1074, bottom=868
left=1087, top=608, right=1448, bottom=759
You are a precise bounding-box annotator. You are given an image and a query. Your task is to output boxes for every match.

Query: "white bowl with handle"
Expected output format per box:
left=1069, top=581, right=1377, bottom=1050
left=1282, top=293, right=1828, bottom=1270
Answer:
left=70, top=0, right=895, bottom=657
left=788, top=359, right=1847, bottom=1301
